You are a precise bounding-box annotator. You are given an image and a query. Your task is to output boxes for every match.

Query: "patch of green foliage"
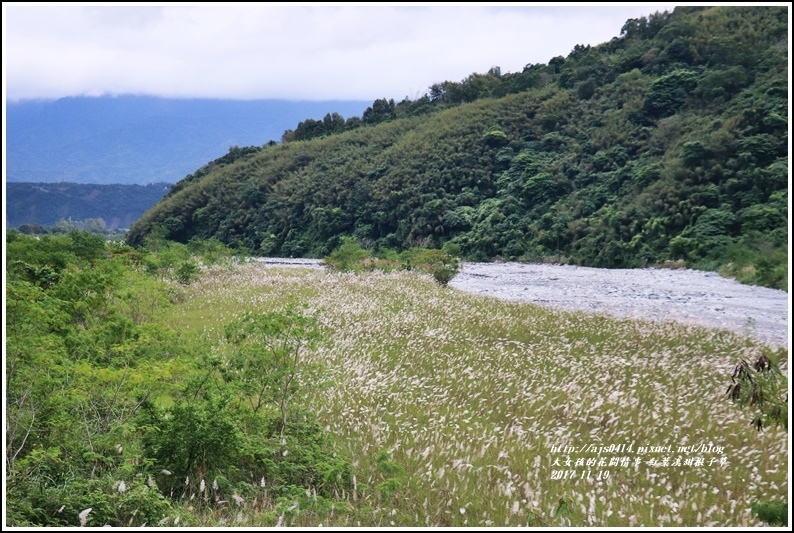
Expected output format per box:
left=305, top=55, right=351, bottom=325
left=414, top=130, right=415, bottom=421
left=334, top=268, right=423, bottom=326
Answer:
left=5, top=231, right=352, bottom=526
left=750, top=500, right=787, bottom=526
left=321, top=237, right=372, bottom=273
left=321, top=238, right=461, bottom=286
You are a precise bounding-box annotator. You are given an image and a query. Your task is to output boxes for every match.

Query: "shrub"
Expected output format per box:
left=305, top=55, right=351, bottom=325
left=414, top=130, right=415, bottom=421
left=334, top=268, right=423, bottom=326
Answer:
left=175, top=260, right=200, bottom=285
left=322, top=237, right=370, bottom=272
left=142, top=390, right=244, bottom=494
left=401, top=248, right=461, bottom=286
left=224, top=308, right=325, bottom=436
left=751, top=500, right=787, bottom=526
left=726, top=349, right=787, bottom=432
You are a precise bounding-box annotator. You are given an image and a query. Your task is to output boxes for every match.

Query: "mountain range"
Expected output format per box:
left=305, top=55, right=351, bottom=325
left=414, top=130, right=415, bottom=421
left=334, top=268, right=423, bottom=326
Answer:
left=6, top=96, right=371, bottom=184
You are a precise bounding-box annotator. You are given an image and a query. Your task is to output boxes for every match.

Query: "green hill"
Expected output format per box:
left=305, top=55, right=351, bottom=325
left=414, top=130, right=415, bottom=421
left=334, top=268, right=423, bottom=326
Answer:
left=127, top=6, right=788, bottom=290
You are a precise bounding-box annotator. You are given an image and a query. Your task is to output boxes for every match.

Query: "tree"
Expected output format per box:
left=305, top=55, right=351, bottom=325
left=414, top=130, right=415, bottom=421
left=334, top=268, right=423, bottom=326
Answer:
left=642, top=69, right=700, bottom=119
left=400, top=248, right=461, bottom=286
left=322, top=112, right=345, bottom=133
left=362, top=98, right=396, bottom=124
left=224, top=308, right=324, bottom=437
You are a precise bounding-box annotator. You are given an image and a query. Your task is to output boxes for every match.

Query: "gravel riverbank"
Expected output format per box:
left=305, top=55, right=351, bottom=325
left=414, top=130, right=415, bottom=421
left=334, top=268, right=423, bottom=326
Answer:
left=255, top=258, right=789, bottom=349
left=450, top=262, right=789, bottom=349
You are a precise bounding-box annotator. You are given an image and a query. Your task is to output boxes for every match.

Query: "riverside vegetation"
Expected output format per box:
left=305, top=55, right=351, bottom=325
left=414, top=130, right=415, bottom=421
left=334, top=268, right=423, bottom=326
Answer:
left=5, top=230, right=788, bottom=526
left=127, top=6, right=787, bottom=291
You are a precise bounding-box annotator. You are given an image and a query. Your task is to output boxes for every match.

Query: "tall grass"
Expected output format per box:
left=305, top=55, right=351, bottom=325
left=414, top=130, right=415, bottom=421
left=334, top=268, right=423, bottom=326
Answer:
left=165, top=263, right=788, bottom=526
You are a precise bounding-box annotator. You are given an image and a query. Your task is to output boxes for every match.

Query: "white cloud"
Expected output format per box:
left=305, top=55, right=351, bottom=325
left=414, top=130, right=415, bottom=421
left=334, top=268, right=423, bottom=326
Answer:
left=4, top=3, right=677, bottom=102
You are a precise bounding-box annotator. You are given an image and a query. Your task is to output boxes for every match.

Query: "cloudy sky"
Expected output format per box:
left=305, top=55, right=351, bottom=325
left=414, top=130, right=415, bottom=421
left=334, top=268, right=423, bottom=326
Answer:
left=4, top=3, right=678, bottom=102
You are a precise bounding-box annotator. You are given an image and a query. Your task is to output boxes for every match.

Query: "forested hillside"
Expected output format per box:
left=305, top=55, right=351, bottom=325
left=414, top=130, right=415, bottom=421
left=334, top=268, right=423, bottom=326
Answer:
left=127, top=6, right=789, bottom=290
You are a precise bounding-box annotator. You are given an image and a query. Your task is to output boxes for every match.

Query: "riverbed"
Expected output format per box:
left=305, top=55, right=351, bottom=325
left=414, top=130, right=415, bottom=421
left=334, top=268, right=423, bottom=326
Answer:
left=255, top=258, right=789, bottom=349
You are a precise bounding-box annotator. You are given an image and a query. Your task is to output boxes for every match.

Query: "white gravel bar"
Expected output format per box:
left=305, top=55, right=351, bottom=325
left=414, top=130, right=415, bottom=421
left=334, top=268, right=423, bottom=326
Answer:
left=450, top=262, right=789, bottom=349
left=254, top=257, right=789, bottom=349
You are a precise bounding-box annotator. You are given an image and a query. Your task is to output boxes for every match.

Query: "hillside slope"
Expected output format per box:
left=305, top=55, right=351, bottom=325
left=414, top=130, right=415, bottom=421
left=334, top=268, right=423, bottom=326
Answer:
left=127, top=6, right=788, bottom=289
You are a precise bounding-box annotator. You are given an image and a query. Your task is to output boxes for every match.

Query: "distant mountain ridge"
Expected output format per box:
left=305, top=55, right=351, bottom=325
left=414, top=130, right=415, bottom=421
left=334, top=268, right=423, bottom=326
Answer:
left=6, top=96, right=371, bottom=184
left=6, top=182, right=172, bottom=229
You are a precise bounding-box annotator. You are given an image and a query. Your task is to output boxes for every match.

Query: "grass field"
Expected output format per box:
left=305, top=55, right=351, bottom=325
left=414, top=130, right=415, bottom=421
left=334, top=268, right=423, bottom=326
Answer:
left=165, top=262, right=788, bottom=527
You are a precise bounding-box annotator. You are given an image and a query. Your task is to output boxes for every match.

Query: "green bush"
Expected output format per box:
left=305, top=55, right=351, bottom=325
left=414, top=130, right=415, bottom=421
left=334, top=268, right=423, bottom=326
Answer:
left=400, top=248, right=461, bottom=286
left=751, top=500, right=787, bottom=526
left=175, top=260, right=200, bottom=285
left=322, top=237, right=371, bottom=272
left=224, top=308, right=325, bottom=436
left=323, top=242, right=463, bottom=286
left=239, top=412, right=353, bottom=497
left=142, top=390, right=244, bottom=494
left=7, top=473, right=171, bottom=527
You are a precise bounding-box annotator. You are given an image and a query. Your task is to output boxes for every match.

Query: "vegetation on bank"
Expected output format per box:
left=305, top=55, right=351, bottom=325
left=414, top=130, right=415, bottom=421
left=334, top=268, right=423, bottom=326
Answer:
left=126, top=6, right=787, bottom=290
left=5, top=230, right=788, bottom=526
left=322, top=237, right=461, bottom=287
left=5, top=231, right=353, bottom=527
